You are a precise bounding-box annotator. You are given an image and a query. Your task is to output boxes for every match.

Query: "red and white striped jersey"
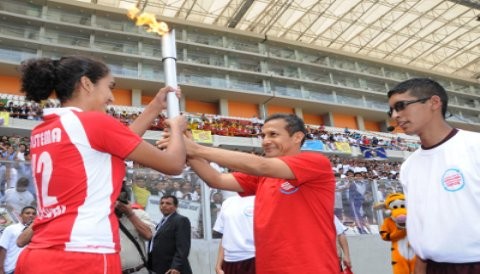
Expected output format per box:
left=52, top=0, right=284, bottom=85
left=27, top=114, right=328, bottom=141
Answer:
left=29, top=107, right=142, bottom=254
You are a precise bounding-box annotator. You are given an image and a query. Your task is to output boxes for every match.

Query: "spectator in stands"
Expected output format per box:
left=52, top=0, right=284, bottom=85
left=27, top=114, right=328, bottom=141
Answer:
left=171, top=181, right=183, bottom=199
left=15, top=56, right=186, bottom=274
left=3, top=177, right=35, bottom=218
left=181, top=113, right=338, bottom=273
left=210, top=192, right=224, bottom=227
left=0, top=163, right=18, bottom=192
left=349, top=172, right=369, bottom=234
left=341, top=169, right=354, bottom=223
left=181, top=182, right=198, bottom=201
left=14, top=144, right=27, bottom=162
left=132, top=173, right=151, bottom=209
left=0, top=206, right=36, bottom=274
left=213, top=195, right=255, bottom=274
left=388, top=78, right=480, bottom=274
left=153, top=181, right=168, bottom=198
left=2, top=146, right=16, bottom=161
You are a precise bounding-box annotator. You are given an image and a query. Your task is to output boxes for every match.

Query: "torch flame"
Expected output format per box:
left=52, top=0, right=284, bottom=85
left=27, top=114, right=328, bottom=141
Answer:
left=127, top=6, right=169, bottom=36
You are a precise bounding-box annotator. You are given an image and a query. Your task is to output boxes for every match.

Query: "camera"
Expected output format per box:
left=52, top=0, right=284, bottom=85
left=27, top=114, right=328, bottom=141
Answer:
left=117, top=180, right=131, bottom=204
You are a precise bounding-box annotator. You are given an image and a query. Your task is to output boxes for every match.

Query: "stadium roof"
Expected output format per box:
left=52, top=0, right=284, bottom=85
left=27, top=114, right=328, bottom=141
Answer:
left=77, top=0, right=479, bottom=81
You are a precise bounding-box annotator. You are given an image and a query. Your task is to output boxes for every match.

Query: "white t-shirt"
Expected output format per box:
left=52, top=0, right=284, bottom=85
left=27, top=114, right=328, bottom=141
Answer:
left=213, top=195, right=255, bottom=262
left=401, top=130, right=480, bottom=263
left=0, top=223, right=25, bottom=272
left=334, top=215, right=347, bottom=235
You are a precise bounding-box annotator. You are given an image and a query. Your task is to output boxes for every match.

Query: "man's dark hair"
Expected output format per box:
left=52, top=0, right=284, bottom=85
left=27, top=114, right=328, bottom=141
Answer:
left=264, top=113, right=307, bottom=145
left=161, top=195, right=178, bottom=207
left=387, top=78, right=448, bottom=118
left=21, top=206, right=36, bottom=214
left=16, top=177, right=30, bottom=187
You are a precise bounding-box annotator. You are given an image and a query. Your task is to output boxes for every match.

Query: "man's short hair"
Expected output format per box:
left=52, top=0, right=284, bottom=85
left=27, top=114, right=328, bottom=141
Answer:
left=161, top=195, right=178, bottom=207
left=387, top=78, right=448, bottom=118
left=16, top=177, right=30, bottom=187
left=264, top=113, right=307, bottom=145
left=21, top=206, right=36, bottom=214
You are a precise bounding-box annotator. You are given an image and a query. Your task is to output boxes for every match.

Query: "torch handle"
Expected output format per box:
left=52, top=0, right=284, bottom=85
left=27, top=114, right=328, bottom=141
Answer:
left=162, top=29, right=180, bottom=118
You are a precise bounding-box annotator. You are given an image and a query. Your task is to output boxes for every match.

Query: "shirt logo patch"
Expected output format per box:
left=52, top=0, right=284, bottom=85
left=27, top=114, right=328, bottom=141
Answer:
left=243, top=205, right=254, bottom=217
left=441, top=168, right=465, bottom=192
left=280, top=181, right=299, bottom=194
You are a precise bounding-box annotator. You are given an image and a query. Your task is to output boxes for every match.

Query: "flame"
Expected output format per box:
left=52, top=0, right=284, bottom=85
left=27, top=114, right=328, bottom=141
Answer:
left=127, top=6, right=169, bottom=36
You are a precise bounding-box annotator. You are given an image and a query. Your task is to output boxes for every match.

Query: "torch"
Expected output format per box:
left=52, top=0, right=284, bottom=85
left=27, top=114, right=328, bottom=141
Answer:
left=127, top=1, right=180, bottom=118
left=162, top=30, right=179, bottom=118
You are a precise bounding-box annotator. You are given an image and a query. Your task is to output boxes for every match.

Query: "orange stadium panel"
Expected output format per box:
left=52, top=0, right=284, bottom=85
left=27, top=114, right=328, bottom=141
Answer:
left=113, top=89, right=132, bottom=106
left=364, top=120, right=380, bottom=132
left=0, top=76, right=22, bottom=94
left=303, top=113, right=324, bottom=126
left=228, top=101, right=258, bottom=118
left=185, top=100, right=218, bottom=115
left=141, top=95, right=154, bottom=106
left=267, top=105, right=294, bottom=116
left=332, top=113, right=358, bottom=129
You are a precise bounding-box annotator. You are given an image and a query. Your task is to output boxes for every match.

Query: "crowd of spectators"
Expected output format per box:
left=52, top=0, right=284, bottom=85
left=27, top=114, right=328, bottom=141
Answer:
left=1, top=93, right=420, bottom=153
left=1, top=93, right=412, bottom=236
left=0, top=134, right=402, bottom=237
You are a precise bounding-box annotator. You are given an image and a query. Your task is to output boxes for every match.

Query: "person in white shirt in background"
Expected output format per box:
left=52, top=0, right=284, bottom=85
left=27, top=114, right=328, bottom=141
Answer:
left=213, top=195, right=255, bottom=274
left=0, top=206, right=36, bottom=274
left=335, top=215, right=352, bottom=272
left=3, top=177, right=35, bottom=219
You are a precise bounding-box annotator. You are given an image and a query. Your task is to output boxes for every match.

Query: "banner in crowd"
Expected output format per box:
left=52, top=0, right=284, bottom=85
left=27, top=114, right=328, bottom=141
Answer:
left=360, top=146, right=387, bottom=159
left=335, top=142, right=352, bottom=154
left=145, top=195, right=163, bottom=222
left=177, top=200, right=202, bottom=233
left=301, top=140, right=325, bottom=151
left=191, top=129, right=213, bottom=144
left=0, top=111, right=9, bottom=126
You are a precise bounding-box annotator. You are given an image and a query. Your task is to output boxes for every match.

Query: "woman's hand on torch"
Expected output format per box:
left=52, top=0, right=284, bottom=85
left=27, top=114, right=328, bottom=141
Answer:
left=153, top=86, right=181, bottom=110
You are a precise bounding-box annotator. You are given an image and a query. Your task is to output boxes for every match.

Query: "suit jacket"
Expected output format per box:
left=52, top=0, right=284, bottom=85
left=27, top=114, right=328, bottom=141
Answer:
left=148, top=212, right=192, bottom=274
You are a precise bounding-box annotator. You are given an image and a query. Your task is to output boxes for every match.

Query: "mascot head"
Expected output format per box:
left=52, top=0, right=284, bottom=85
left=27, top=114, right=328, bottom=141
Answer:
left=383, top=193, right=407, bottom=229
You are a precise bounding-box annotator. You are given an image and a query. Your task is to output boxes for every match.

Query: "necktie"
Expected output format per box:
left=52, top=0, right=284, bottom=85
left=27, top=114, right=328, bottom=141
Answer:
left=159, top=217, right=167, bottom=227
left=149, top=217, right=167, bottom=253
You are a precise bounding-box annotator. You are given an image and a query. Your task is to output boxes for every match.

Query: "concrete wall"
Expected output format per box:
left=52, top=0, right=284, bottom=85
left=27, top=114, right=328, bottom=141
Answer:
left=189, top=235, right=392, bottom=274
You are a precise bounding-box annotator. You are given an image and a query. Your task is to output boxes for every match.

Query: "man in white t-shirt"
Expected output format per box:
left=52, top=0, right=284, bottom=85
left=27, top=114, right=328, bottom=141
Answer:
left=0, top=206, right=36, bottom=274
left=388, top=78, right=480, bottom=273
left=213, top=195, right=255, bottom=274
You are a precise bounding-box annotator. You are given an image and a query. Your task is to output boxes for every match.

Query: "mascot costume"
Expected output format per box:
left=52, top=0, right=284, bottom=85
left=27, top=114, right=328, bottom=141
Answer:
left=377, top=193, right=415, bottom=274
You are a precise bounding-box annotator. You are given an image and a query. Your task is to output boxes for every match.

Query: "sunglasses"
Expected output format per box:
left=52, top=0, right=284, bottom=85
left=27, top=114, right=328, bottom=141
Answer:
left=387, top=97, right=431, bottom=117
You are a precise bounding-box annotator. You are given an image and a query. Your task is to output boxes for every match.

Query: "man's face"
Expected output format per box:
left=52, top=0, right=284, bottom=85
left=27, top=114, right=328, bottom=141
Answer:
left=16, top=184, right=28, bottom=192
left=156, top=182, right=167, bottom=191
left=160, top=197, right=176, bottom=216
left=388, top=91, right=433, bottom=135
left=20, top=208, right=36, bottom=224
left=261, top=119, right=302, bottom=157
left=182, top=183, right=192, bottom=193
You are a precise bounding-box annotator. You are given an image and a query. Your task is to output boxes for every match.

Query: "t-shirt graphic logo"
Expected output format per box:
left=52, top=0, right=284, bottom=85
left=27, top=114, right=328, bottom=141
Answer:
left=280, top=181, right=299, bottom=194
left=441, top=168, right=465, bottom=192
left=243, top=205, right=254, bottom=217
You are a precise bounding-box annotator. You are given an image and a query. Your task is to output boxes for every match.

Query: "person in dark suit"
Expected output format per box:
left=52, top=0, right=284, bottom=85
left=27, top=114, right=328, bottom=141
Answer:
left=148, top=195, right=192, bottom=274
